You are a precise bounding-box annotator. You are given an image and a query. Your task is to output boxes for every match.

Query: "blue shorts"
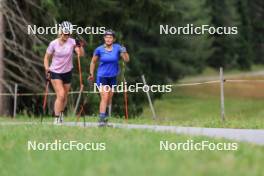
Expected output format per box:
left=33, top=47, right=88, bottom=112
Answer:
left=96, top=76, right=117, bottom=87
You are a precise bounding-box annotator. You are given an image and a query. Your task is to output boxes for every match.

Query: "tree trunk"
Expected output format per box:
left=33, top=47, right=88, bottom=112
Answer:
left=0, top=0, right=6, bottom=115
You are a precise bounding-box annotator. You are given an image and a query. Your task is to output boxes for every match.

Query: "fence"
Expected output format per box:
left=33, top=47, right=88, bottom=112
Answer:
left=1, top=67, right=264, bottom=121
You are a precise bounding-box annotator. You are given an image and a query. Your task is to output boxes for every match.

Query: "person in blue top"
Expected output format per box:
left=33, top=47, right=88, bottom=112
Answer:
left=88, top=29, right=129, bottom=126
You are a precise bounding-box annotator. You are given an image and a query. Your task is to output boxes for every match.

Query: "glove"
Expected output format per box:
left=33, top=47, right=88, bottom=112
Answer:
left=120, top=46, right=127, bottom=53
left=76, top=39, right=85, bottom=47
left=45, top=70, right=51, bottom=81
left=87, top=74, right=94, bottom=82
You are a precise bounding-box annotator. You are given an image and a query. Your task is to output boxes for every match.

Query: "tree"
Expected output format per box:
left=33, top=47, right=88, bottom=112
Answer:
left=235, top=0, right=254, bottom=70
left=0, top=0, right=5, bottom=115
left=248, top=0, right=264, bottom=64
left=206, top=0, right=243, bottom=69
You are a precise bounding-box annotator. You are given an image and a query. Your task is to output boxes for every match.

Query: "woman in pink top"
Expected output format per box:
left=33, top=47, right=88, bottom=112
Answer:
left=43, top=21, right=84, bottom=124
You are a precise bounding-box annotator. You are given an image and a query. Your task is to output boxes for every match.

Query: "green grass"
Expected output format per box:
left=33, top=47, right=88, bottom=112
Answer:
left=3, top=66, right=264, bottom=129
left=141, top=68, right=264, bottom=129
left=142, top=92, right=264, bottom=128
left=0, top=124, right=263, bottom=176
left=181, top=65, right=264, bottom=82
left=3, top=91, right=264, bottom=129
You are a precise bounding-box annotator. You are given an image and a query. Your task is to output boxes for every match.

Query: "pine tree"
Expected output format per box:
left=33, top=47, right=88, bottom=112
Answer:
left=248, top=0, right=264, bottom=63
left=206, top=0, right=242, bottom=69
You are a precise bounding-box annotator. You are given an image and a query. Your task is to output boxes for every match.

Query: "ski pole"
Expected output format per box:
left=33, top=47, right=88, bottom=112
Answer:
left=42, top=79, right=50, bottom=123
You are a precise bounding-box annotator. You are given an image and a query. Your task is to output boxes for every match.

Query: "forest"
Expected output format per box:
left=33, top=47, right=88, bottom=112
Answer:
left=0, top=0, right=263, bottom=117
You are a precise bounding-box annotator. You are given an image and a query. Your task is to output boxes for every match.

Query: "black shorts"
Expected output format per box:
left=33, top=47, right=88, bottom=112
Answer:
left=50, top=70, right=72, bottom=84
